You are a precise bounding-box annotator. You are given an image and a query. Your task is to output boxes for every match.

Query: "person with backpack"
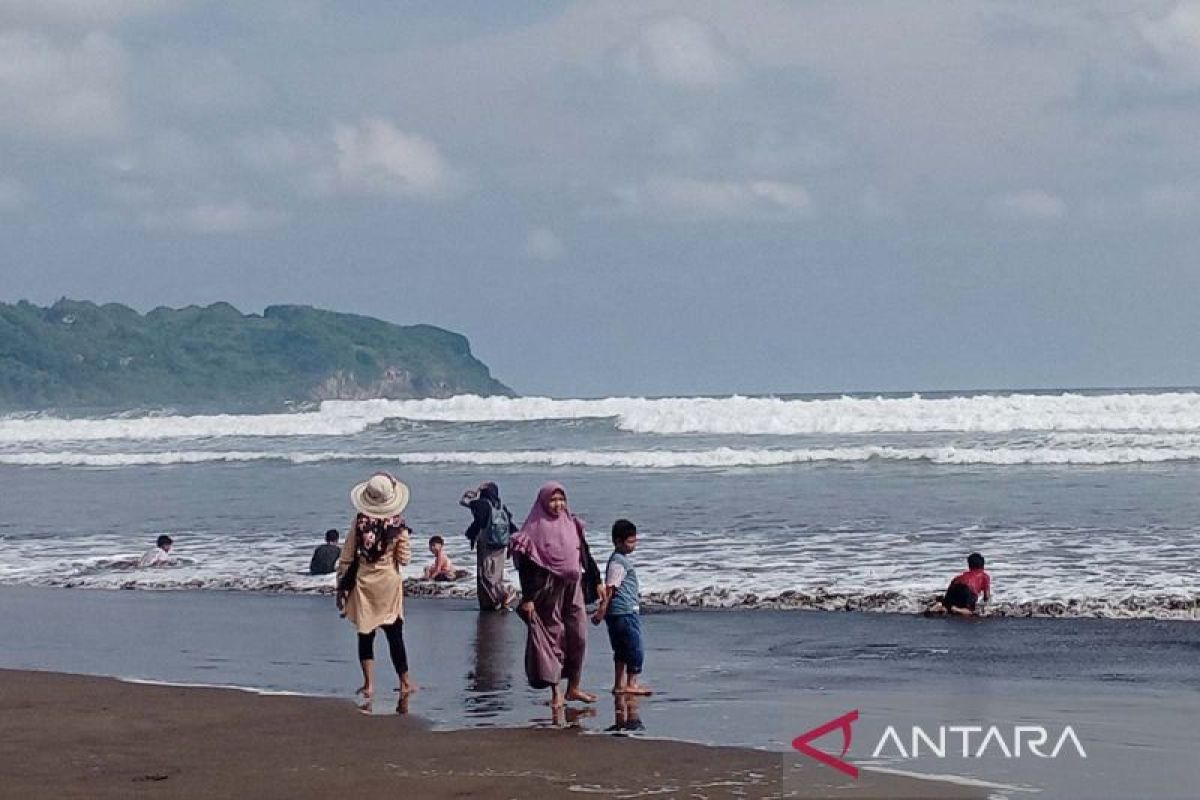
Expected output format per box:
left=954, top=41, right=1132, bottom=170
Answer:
left=461, top=481, right=517, bottom=611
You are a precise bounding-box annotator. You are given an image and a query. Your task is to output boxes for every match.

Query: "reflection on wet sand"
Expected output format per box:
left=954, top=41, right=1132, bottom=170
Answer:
left=464, top=611, right=516, bottom=720
left=607, top=694, right=646, bottom=733
left=546, top=705, right=596, bottom=728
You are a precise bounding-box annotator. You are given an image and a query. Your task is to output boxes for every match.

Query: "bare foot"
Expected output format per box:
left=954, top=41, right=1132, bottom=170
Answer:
left=550, top=686, right=566, bottom=708
left=355, top=684, right=374, bottom=700
left=396, top=677, right=419, bottom=696
left=621, top=682, right=653, bottom=696
left=565, top=688, right=598, bottom=703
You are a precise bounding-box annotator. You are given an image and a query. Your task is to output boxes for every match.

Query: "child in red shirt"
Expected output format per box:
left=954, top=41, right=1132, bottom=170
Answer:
left=936, top=552, right=991, bottom=616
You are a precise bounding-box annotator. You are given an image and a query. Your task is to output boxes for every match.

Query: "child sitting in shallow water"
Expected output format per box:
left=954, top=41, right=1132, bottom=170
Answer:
left=423, top=535, right=466, bottom=582
left=591, top=519, right=652, bottom=696
left=928, top=552, right=992, bottom=616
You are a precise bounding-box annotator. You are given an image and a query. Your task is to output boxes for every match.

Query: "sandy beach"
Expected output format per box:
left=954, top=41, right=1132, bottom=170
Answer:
left=1, top=587, right=1197, bottom=798
left=0, top=669, right=986, bottom=800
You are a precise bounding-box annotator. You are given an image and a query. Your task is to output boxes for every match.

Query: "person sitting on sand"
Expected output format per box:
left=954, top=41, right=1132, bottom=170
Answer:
left=138, top=535, right=173, bottom=568
left=591, top=519, right=651, bottom=696
left=423, top=535, right=465, bottom=581
left=309, top=529, right=340, bottom=575
left=337, top=473, right=416, bottom=700
left=511, top=482, right=605, bottom=708
left=934, top=552, right=992, bottom=616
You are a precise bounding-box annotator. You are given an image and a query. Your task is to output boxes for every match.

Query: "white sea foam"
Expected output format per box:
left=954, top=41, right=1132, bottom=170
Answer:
left=4, top=445, right=1200, bottom=469
left=0, top=409, right=375, bottom=442
left=5, top=391, right=1200, bottom=442
left=323, top=392, right=1200, bottom=435
left=1, top=524, right=1195, bottom=620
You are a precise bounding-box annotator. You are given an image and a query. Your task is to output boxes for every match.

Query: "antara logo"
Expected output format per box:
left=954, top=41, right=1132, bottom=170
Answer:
left=792, top=710, right=1087, bottom=778
left=792, top=710, right=860, bottom=778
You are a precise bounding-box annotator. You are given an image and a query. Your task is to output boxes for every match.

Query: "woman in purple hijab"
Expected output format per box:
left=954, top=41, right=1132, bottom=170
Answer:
left=510, top=481, right=604, bottom=707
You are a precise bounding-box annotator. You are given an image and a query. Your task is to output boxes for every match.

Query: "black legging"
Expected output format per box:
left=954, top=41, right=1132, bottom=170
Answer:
left=357, top=619, right=408, bottom=675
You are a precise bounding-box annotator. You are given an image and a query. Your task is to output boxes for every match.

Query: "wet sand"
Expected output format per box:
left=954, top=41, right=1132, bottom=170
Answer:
left=0, top=669, right=979, bottom=799
left=1, top=587, right=1197, bottom=798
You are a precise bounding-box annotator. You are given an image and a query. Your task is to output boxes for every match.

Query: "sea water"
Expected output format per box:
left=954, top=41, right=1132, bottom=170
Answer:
left=1, top=389, right=1198, bottom=619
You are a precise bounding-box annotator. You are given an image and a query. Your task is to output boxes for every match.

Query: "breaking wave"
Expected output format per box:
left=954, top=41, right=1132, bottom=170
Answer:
left=3, top=570, right=1195, bottom=620
left=5, top=391, right=1200, bottom=442
left=5, top=445, right=1200, bottom=469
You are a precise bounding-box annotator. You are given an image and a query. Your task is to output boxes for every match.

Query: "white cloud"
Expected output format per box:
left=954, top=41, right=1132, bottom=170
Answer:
left=0, top=30, right=127, bottom=141
left=0, top=0, right=178, bottom=28
left=617, top=16, right=742, bottom=90
left=617, top=176, right=813, bottom=221
left=1142, top=183, right=1200, bottom=218
left=525, top=227, right=564, bottom=261
left=988, top=190, right=1067, bottom=221
left=138, top=200, right=288, bottom=234
left=0, top=177, right=30, bottom=212
left=1139, top=2, right=1200, bottom=61
left=328, top=118, right=454, bottom=199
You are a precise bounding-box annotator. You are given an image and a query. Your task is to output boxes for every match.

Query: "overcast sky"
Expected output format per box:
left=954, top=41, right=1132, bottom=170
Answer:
left=3, top=1, right=1200, bottom=396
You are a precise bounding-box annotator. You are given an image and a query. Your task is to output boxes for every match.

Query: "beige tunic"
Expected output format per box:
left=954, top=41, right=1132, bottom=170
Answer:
left=337, top=523, right=411, bottom=634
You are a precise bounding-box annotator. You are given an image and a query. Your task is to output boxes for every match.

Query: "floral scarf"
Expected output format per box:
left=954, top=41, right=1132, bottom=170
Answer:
left=354, top=513, right=407, bottom=563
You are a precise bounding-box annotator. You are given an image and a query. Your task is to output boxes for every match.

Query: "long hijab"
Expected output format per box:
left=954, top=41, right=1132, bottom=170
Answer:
left=509, top=482, right=581, bottom=580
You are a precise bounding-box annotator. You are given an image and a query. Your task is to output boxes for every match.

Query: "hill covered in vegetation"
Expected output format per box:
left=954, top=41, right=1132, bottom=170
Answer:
left=0, top=299, right=511, bottom=409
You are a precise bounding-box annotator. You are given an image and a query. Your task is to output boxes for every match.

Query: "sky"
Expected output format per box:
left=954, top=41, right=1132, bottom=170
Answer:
left=3, top=1, right=1200, bottom=397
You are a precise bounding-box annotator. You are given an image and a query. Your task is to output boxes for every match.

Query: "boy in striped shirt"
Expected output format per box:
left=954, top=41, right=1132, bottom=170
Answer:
left=591, top=519, right=652, bottom=695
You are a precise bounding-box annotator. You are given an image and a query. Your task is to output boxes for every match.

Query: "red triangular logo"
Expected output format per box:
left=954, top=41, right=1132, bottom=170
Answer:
left=791, top=709, right=860, bottom=779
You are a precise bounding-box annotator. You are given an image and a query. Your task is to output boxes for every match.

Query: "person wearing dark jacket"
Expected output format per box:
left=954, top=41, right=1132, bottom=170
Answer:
left=510, top=482, right=604, bottom=708
left=309, top=529, right=341, bottom=575
left=461, top=482, right=517, bottom=610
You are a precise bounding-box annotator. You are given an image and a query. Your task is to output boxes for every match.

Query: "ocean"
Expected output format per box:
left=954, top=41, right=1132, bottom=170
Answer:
left=1, top=389, right=1199, bottom=619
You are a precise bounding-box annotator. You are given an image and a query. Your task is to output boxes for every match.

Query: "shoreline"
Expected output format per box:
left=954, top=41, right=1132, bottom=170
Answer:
left=0, top=669, right=982, bottom=799
left=5, top=578, right=1197, bottom=622
left=2, top=585, right=1197, bottom=798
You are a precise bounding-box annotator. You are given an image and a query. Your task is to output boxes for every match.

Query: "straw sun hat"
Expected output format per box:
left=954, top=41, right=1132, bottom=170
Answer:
left=350, top=472, right=410, bottom=518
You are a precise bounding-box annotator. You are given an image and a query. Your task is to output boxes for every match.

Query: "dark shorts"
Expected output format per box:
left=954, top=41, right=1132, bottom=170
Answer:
left=942, top=582, right=978, bottom=611
left=604, top=613, right=644, bottom=674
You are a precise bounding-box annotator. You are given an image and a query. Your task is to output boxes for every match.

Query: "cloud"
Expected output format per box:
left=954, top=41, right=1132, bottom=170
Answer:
left=525, top=227, right=564, bottom=261
left=235, top=120, right=460, bottom=201
left=1139, top=2, right=1200, bottom=64
left=137, top=199, right=288, bottom=234
left=987, top=190, right=1067, bottom=221
left=0, top=0, right=178, bottom=28
left=1141, top=183, right=1200, bottom=218
left=616, top=176, right=813, bottom=221
left=327, top=118, right=455, bottom=199
left=0, top=177, right=29, bottom=212
left=0, top=30, right=127, bottom=141
left=617, top=16, right=742, bottom=90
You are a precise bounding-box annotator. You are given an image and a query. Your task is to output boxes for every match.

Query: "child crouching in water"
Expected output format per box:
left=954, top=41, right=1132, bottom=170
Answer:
left=591, top=519, right=652, bottom=696
left=929, top=552, right=991, bottom=616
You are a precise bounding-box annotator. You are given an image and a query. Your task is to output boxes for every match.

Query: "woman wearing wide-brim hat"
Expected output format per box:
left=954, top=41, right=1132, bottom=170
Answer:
left=337, top=472, right=415, bottom=699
